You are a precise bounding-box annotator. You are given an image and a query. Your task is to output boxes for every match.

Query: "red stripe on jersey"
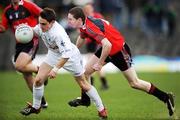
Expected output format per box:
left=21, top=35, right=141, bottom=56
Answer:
left=80, top=16, right=125, bottom=56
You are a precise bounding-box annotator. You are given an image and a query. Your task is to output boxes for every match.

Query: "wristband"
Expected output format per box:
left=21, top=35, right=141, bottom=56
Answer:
left=52, top=66, right=59, bottom=73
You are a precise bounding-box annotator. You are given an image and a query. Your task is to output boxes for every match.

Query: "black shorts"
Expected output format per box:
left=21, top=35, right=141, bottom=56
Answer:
left=14, top=38, right=39, bottom=62
left=95, top=43, right=133, bottom=71
left=86, top=41, right=97, bottom=53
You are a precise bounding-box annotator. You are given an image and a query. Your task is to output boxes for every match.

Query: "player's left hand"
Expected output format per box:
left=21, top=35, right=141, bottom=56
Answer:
left=92, top=63, right=102, bottom=71
left=48, top=70, right=57, bottom=79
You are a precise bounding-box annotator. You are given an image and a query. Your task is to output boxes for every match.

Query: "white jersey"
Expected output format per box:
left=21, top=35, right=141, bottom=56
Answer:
left=33, top=21, right=84, bottom=76
left=33, top=21, right=78, bottom=58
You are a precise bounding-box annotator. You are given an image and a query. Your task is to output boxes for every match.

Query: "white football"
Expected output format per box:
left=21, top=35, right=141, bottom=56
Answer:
left=15, top=24, right=34, bottom=44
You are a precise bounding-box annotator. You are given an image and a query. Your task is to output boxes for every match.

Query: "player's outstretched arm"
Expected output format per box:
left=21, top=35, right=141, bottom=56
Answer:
left=92, top=38, right=111, bottom=71
left=48, top=58, right=69, bottom=79
left=99, top=38, right=112, bottom=64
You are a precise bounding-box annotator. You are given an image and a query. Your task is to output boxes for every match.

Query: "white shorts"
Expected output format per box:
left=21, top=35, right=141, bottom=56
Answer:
left=44, top=50, right=85, bottom=76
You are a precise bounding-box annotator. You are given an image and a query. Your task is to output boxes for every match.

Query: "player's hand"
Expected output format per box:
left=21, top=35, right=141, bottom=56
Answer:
left=92, top=63, right=102, bottom=71
left=48, top=70, right=57, bottom=79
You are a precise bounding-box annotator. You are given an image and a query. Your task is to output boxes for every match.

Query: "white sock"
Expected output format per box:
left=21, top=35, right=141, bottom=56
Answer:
left=86, top=85, right=104, bottom=111
left=32, top=84, right=44, bottom=109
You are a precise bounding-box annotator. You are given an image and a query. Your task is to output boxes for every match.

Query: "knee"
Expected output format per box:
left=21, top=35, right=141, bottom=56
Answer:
left=79, top=83, right=85, bottom=89
left=15, top=64, right=25, bottom=72
left=84, top=72, right=90, bottom=80
left=129, top=80, right=139, bottom=89
left=34, top=77, right=43, bottom=87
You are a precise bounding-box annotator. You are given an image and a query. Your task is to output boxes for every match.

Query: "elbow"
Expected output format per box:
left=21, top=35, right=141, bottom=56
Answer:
left=76, top=43, right=81, bottom=48
left=108, top=42, right=112, bottom=50
left=106, top=41, right=112, bottom=51
left=102, top=38, right=112, bottom=52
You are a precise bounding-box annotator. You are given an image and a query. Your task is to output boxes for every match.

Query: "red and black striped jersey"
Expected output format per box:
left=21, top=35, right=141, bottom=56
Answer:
left=80, top=16, right=125, bottom=56
left=1, top=0, right=41, bottom=33
left=85, top=12, right=104, bottom=44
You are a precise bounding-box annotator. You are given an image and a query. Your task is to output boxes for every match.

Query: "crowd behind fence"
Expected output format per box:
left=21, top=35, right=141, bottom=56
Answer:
left=0, top=0, right=180, bottom=70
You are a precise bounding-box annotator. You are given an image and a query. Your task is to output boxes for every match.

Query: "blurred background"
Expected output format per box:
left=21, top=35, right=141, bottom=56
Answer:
left=0, top=0, right=180, bottom=72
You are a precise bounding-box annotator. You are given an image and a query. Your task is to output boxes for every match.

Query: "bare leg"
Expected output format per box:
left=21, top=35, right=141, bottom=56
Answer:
left=15, top=52, right=38, bottom=73
left=122, top=67, right=169, bottom=102
left=33, top=62, right=52, bottom=109
left=74, top=74, right=105, bottom=112
left=23, top=72, right=34, bottom=92
left=122, top=66, right=175, bottom=116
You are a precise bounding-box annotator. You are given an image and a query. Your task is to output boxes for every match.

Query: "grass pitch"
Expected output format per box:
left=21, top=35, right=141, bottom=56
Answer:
left=0, top=71, right=179, bottom=120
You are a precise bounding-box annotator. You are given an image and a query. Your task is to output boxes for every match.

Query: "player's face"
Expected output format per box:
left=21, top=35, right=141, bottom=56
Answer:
left=39, top=17, right=53, bottom=32
left=83, top=4, right=94, bottom=16
left=67, top=13, right=82, bottom=28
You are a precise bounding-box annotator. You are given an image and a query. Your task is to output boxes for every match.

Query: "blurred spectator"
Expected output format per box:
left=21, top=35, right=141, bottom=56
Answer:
left=99, top=0, right=124, bottom=30
left=83, top=3, right=104, bottom=19
left=141, top=0, right=164, bottom=36
left=165, top=4, right=176, bottom=38
left=72, top=0, right=93, bottom=6
left=124, top=0, right=138, bottom=29
left=110, top=0, right=124, bottom=30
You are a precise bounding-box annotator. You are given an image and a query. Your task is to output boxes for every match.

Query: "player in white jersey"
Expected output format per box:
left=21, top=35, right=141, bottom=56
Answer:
left=20, top=8, right=107, bottom=119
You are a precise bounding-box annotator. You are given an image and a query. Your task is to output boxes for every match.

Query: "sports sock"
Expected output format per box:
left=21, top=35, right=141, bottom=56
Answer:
left=149, top=83, right=168, bottom=103
left=81, top=89, right=90, bottom=102
left=90, top=76, right=94, bottom=85
left=100, top=77, right=108, bottom=87
left=86, top=86, right=104, bottom=111
left=33, top=85, right=44, bottom=109
left=41, top=96, right=46, bottom=105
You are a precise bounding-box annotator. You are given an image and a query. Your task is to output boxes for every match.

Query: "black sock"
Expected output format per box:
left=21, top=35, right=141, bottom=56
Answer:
left=41, top=96, right=46, bottom=104
left=149, top=84, right=168, bottom=103
left=100, top=77, right=108, bottom=87
left=81, top=89, right=90, bottom=102
left=90, top=76, right=94, bottom=85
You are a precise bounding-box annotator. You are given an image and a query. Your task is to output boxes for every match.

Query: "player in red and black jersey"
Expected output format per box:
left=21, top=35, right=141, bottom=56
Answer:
left=83, top=3, right=109, bottom=90
left=67, top=7, right=175, bottom=117
left=0, top=0, right=48, bottom=108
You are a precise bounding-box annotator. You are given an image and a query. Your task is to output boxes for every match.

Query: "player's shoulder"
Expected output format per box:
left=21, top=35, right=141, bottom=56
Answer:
left=86, top=16, right=103, bottom=29
left=94, top=12, right=104, bottom=19
left=54, top=22, right=66, bottom=33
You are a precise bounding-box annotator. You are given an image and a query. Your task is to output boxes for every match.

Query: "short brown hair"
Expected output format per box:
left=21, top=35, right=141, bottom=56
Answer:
left=69, top=7, right=85, bottom=23
left=40, top=7, right=56, bottom=23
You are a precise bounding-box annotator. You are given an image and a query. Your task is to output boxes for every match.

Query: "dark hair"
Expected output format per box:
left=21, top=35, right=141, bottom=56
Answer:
left=40, top=7, right=56, bottom=23
left=69, top=7, right=85, bottom=23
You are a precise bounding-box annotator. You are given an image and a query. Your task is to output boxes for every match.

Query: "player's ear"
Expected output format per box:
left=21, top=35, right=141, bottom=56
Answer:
left=78, top=18, right=83, bottom=22
left=51, top=20, right=55, bottom=24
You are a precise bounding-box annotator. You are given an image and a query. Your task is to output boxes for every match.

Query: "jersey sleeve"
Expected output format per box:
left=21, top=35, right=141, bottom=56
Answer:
left=55, top=34, right=73, bottom=58
left=86, top=20, right=105, bottom=43
left=33, top=24, right=40, bottom=36
left=24, top=1, right=42, bottom=17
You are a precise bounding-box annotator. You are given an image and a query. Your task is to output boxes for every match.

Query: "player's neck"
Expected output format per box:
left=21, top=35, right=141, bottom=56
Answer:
left=12, top=2, right=19, bottom=8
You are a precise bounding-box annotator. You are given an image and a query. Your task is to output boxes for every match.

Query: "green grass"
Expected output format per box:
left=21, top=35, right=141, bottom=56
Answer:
left=0, top=71, right=179, bottom=120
